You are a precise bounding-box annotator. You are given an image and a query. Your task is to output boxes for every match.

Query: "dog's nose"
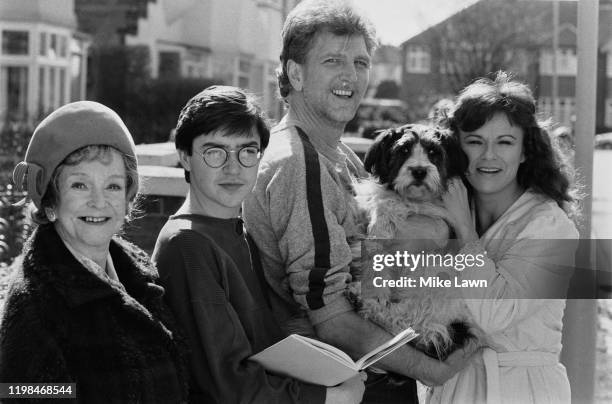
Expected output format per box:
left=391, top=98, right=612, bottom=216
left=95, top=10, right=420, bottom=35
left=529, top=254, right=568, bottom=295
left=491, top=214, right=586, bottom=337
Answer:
left=411, top=167, right=427, bottom=181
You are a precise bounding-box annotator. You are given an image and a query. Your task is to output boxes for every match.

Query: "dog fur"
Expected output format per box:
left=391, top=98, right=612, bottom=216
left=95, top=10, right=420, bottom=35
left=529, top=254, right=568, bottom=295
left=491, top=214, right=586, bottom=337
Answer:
left=351, top=124, right=484, bottom=360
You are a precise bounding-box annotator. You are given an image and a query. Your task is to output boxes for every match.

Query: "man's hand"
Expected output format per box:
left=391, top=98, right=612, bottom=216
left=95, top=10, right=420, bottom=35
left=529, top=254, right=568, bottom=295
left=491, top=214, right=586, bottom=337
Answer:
left=314, top=309, right=482, bottom=387
left=325, top=373, right=367, bottom=404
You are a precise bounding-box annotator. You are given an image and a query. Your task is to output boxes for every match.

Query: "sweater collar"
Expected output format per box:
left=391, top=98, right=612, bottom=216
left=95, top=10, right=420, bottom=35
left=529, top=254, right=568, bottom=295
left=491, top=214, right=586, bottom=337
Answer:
left=280, top=113, right=346, bottom=165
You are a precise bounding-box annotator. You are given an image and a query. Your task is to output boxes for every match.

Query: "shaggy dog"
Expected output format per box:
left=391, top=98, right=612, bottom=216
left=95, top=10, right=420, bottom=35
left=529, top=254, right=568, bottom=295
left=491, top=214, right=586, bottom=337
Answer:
left=351, top=123, right=484, bottom=360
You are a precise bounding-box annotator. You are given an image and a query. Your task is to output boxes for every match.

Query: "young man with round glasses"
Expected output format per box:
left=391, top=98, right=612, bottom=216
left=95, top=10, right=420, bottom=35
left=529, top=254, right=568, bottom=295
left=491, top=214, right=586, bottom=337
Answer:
left=152, top=85, right=365, bottom=403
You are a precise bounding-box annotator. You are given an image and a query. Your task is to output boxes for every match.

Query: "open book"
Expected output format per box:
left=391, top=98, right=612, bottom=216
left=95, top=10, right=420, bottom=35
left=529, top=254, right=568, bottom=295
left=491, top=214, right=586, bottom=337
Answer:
left=249, top=327, right=418, bottom=387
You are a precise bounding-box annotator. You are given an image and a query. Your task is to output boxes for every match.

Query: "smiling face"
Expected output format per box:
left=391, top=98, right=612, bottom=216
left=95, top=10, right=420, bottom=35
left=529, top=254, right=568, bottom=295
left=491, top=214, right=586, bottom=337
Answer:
left=291, top=31, right=370, bottom=129
left=460, top=112, right=525, bottom=202
left=53, top=148, right=127, bottom=258
left=179, top=129, right=261, bottom=218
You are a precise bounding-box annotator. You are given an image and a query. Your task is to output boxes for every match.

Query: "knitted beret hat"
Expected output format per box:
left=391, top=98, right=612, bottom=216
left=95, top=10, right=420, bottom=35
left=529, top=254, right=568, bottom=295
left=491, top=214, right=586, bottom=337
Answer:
left=12, top=101, right=138, bottom=210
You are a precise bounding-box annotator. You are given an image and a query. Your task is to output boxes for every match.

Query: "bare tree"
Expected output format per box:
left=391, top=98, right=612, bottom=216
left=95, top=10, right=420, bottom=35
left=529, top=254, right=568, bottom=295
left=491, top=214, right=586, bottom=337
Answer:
left=430, top=0, right=549, bottom=92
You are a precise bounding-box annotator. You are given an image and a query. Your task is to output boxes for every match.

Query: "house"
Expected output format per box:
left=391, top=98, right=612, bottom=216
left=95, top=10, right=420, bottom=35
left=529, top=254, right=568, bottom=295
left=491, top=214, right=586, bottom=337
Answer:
left=0, top=0, right=89, bottom=122
left=368, top=44, right=402, bottom=98
left=400, top=0, right=612, bottom=132
left=75, top=0, right=300, bottom=121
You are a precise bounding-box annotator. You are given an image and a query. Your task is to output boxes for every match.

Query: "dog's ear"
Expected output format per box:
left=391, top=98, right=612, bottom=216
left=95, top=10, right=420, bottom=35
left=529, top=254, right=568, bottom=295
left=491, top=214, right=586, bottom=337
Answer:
left=364, top=127, right=404, bottom=183
left=436, top=128, right=467, bottom=179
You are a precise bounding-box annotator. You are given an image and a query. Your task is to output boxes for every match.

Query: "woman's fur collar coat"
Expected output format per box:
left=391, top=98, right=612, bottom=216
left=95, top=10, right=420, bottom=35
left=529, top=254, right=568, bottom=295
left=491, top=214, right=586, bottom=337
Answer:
left=0, top=224, right=187, bottom=403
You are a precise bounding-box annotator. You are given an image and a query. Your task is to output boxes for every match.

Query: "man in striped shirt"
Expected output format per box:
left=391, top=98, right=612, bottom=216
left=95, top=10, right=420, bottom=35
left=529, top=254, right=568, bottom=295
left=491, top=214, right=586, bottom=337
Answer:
left=244, top=1, right=476, bottom=401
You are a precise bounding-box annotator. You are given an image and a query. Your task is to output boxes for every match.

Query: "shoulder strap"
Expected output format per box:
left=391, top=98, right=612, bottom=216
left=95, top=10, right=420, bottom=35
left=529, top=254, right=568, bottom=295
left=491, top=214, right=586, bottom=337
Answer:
left=295, top=126, right=331, bottom=310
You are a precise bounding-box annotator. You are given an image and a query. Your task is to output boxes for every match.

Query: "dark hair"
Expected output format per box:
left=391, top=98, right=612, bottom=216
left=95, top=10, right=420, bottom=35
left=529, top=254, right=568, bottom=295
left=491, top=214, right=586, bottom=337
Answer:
left=174, top=85, right=270, bottom=182
left=448, top=71, right=581, bottom=221
left=278, top=0, right=378, bottom=98
left=33, top=145, right=139, bottom=225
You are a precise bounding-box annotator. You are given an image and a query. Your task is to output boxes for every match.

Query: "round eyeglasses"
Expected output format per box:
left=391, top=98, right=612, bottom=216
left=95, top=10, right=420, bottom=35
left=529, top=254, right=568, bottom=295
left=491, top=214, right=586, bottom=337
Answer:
left=201, top=146, right=262, bottom=168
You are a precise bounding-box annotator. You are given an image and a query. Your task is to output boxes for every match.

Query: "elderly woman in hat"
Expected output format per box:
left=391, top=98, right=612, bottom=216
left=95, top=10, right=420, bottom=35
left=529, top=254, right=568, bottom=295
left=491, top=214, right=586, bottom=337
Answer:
left=0, top=102, right=187, bottom=403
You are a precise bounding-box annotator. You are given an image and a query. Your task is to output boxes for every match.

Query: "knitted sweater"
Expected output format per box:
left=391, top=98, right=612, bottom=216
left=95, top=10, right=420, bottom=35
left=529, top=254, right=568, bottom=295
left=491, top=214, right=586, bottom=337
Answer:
left=0, top=224, right=187, bottom=404
left=152, top=214, right=326, bottom=404
left=243, top=118, right=367, bottom=335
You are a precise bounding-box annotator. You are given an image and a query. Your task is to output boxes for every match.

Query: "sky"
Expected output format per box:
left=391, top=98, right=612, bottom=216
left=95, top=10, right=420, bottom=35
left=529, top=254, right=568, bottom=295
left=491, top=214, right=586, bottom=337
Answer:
left=353, top=0, right=479, bottom=46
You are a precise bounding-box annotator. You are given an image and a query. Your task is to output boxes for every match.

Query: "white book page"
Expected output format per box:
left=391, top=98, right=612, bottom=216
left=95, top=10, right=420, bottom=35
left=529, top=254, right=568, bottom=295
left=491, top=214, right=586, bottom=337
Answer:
left=355, top=328, right=418, bottom=369
left=296, top=335, right=356, bottom=368
left=250, top=334, right=359, bottom=386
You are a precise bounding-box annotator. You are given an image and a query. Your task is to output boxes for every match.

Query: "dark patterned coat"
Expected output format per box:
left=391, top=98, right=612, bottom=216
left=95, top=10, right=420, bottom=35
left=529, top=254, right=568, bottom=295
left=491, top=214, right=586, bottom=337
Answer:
left=0, top=224, right=188, bottom=403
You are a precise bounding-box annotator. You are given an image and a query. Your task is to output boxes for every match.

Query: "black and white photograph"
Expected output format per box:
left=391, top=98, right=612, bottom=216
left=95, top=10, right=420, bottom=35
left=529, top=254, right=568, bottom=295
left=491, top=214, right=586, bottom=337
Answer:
left=0, top=0, right=611, bottom=403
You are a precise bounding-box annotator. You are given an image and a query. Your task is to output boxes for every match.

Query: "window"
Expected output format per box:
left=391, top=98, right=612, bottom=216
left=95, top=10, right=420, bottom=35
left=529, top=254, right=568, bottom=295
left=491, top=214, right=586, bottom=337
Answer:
left=538, top=97, right=553, bottom=118
left=38, top=67, right=46, bottom=116
left=556, top=97, right=576, bottom=128
left=39, top=32, right=47, bottom=56
left=540, top=51, right=552, bottom=75
left=59, top=36, right=67, bottom=58
left=264, top=64, right=279, bottom=119
left=59, top=68, right=66, bottom=105
left=539, top=96, right=574, bottom=127
left=2, top=30, right=29, bottom=55
left=49, top=67, right=56, bottom=109
left=71, top=52, right=83, bottom=101
left=237, top=57, right=252, bottom=88
left=564, top=98, right=576, bottom=127
left=239, top=60, right=251, bottom=73
left=38, top=33, right=67, bottom=59
left=405, top=45, right=430, bottom=74
left=268, top=81, right=279, bottom=119
left=605, top=99, right=612, bottom=128
left=184, top=50, right=208, bottom=78
left=558, top=49, right=577, bottom=75
left=558, top=98, right=567, bottom=126
left=539, top=48, right=577, bottom=76
left=251, top=63, right=264, bottom=93
left=70, top=37, right=85, bottom=101
left=159, top=51, right=181, bottom=78
left=1, top=66, right=29, bottom=119
left=49, top=33, right=58, bottom=58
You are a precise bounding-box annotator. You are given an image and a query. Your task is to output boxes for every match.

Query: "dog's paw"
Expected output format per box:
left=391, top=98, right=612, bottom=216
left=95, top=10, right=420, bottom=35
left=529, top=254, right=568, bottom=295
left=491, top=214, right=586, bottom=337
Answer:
left=422, top=321, right=486, bottom=360
left=346, top=281, right=363, bottom=310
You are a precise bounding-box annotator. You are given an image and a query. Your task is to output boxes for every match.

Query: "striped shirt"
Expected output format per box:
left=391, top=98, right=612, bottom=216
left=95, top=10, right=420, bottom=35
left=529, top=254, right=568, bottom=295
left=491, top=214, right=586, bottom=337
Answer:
left=244, top=117, right=367, bottom=335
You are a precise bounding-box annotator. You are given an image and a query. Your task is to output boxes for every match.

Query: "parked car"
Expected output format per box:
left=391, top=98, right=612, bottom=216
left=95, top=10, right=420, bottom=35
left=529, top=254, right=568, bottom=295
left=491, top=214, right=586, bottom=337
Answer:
left=595, top=132, right=612, bottom=149
left=342, top=136, right=374, bottom=161
left=345, top=98, right=409, bottom=139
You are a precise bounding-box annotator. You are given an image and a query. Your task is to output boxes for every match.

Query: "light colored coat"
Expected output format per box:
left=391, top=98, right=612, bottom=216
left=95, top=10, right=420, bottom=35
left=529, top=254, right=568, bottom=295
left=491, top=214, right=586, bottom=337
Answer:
left=424, top=190, right=578, bottom=404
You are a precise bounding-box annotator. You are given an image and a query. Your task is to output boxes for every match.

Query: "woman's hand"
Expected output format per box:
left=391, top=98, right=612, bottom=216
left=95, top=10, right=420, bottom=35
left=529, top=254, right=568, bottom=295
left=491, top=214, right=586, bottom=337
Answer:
left=418, top=343, right=483, bottom=387
left=442, top=179, right=478, bottom=246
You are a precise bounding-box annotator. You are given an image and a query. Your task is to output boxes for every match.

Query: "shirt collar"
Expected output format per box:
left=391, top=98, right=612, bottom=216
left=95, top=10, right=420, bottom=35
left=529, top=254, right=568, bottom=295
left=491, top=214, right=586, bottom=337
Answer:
left=60, top=238, right=122, bottom=287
